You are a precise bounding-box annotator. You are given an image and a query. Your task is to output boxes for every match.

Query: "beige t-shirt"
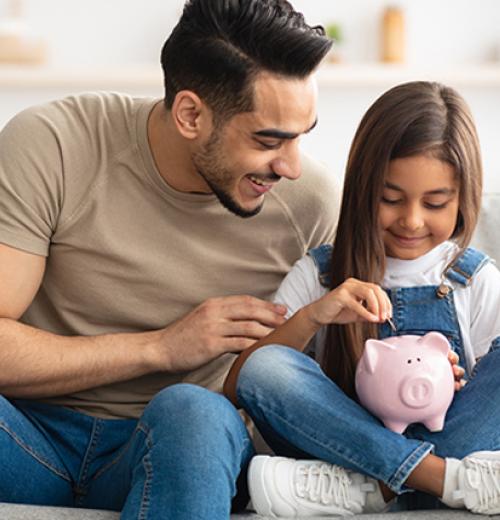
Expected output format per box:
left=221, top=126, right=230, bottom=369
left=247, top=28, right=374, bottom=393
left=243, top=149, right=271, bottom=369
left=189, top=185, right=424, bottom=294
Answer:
left=0, top=92, right=340, bottom=419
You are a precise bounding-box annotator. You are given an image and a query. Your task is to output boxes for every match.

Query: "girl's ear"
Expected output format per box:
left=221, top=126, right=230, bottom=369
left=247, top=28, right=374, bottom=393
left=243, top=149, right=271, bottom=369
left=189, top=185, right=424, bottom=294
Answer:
left=171, top=90, right=213, bottom=140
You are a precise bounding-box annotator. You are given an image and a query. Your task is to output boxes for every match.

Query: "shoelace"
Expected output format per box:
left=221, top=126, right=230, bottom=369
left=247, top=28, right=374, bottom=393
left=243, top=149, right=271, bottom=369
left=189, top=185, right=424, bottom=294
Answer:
left=294, top=463, right=354, bottom=507
left=465, top=458, right=500, bottom=510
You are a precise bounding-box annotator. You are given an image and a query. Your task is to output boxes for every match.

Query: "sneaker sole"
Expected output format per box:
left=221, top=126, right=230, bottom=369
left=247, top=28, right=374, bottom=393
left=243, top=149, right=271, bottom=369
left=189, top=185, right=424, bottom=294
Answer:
left=248, top=456, right=278, bottom=517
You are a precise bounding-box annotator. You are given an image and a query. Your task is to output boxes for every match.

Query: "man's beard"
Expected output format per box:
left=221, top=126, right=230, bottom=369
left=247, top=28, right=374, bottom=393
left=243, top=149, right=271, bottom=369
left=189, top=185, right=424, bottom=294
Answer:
left=201, top=174, right=262, bottom=218
left=192, top=132, right=264, bottom=219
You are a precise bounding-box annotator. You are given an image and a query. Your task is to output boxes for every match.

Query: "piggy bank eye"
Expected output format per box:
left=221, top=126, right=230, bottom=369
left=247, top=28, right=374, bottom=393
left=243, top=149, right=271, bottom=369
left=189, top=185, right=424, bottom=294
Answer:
left=407, top=359, right=412, bottom=364
left=417, top=358, right=421, bottom=362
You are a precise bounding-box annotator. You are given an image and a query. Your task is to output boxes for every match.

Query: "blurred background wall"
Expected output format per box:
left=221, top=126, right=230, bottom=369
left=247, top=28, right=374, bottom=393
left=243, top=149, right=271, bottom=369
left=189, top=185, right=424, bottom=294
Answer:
left=0, top=0, right=499, bottom=191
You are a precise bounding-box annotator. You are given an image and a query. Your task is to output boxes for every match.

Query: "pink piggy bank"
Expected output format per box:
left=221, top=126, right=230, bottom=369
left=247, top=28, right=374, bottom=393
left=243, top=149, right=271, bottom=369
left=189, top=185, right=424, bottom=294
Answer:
left=355, top=332, right=455, bottom=434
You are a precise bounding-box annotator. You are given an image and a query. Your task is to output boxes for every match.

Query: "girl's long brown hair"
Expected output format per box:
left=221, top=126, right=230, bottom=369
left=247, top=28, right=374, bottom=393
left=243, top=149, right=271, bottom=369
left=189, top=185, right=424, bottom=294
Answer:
left=322, top=81, right=483, bottom=398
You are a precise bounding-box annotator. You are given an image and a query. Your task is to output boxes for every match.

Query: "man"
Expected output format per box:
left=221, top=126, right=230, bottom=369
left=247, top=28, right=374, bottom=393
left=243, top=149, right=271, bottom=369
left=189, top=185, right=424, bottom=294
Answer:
left=0, top=0, right=339, bottom=518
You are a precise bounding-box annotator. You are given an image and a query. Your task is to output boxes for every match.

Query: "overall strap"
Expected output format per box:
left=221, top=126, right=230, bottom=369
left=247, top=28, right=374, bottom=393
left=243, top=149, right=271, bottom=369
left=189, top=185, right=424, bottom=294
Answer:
left=307, top=244, right=333, bottom=288
left=444, top=247, right=491, bottom=287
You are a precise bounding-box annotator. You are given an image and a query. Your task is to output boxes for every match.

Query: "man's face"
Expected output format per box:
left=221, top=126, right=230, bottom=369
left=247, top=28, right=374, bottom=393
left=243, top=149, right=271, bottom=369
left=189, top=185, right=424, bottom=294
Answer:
left=192, top=73, right=318, bottom=217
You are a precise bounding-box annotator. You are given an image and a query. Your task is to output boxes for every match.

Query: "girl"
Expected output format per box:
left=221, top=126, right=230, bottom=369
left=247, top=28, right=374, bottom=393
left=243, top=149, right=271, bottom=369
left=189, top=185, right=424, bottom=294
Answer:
left=224, top=81, right=500, bottom=517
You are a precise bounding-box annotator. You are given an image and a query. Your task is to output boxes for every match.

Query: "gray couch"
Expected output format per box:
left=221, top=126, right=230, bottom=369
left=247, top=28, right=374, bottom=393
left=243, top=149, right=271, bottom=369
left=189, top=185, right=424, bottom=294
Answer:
left=1, top=504, right=499, bottom=520
left=1, top=193, right=499, bottom=520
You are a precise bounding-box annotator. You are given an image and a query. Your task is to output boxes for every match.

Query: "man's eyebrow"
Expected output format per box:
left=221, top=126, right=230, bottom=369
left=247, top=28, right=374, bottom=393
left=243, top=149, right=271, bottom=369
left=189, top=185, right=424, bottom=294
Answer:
left=384, top=182, right=457, bottom=196
left=253, top=118, right=318, bottom=140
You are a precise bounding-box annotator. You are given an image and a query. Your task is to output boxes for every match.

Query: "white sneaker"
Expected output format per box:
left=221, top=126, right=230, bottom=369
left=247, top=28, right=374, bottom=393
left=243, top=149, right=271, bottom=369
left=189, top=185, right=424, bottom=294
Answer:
left=453, top=451, right=500, bottom=514
left=248, top=455, right=385, bottom=517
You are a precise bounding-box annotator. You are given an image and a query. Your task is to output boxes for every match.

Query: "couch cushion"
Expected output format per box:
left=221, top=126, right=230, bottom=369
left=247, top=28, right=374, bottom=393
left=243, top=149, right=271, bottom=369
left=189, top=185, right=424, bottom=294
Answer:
left=1, top=503, right=499, bottom=519
left=471, top=193, right=500, bottom=263
left=0, top=504, right=118, bottom=519
left=0, top=504, right=267, bottom=519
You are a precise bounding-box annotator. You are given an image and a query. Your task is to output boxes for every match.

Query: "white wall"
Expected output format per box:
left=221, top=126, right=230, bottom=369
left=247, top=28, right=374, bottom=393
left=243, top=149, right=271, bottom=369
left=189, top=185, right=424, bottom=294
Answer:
left=1, top=0, right=500, bottom=191
left=302, top=85, right=500, bottom=193
left=295, top=0, right=500, bottom=194
left=294, top=0, right=500, bottom=65
left=4, top=0, right=499, bottom=66
left=0, top=0, right=183, bottom=66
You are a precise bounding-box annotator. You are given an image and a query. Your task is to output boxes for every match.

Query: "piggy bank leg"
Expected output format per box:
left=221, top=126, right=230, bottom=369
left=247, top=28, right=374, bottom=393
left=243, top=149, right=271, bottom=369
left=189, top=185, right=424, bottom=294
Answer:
left=423, top=416, right=446, bottom=432
left=383, top=420, right=408, bottom=434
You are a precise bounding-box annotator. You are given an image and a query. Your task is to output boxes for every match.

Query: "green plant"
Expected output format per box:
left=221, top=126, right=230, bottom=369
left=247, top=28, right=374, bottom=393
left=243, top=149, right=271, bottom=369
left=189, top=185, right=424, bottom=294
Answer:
left=325, top=22, right=343, bottom=44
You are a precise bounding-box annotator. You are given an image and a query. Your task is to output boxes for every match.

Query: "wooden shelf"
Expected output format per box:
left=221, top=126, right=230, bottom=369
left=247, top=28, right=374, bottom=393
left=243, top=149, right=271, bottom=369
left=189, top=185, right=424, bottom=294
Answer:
left=0, top=64, right=162, bottom=89
left=0, top=63, right=500, bottom=89
left=316, top=63, right=500, bottom=87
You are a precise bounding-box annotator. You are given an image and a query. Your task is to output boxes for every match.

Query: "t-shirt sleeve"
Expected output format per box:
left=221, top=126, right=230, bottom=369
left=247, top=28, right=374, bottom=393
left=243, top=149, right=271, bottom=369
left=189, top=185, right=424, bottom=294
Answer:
left=273, top=255, right=324, bottom=318
left=273, top=254, right=328, bottom=360
left=470, top=261, right=500, bottom=357
left=0, top=108, right=62, bottom=256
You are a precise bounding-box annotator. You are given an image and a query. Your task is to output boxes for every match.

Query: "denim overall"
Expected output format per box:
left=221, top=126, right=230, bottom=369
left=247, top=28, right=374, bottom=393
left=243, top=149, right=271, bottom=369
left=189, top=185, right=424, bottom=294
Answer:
left=308, top=243, right=491, bottom=375
left=237, top=242, right=500, bottom=500
left=306, top=243, right=493, bottom=508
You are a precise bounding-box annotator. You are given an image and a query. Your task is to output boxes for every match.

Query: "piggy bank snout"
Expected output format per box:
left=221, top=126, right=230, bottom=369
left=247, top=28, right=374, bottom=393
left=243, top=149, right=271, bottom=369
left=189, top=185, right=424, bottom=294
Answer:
left=399, top=375, right=434, bottom=409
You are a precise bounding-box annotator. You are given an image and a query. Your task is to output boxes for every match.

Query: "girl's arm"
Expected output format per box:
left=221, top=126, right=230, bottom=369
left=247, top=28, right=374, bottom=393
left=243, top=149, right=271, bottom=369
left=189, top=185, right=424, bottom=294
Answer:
left=224, top=277, right=392, bottom=405
left=469, top=262, right=500, bottom=357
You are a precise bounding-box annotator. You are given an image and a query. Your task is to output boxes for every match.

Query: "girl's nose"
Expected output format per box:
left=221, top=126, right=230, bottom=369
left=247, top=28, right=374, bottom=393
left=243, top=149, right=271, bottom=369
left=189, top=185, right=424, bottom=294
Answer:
left=400, top=206, right=424, bottom=231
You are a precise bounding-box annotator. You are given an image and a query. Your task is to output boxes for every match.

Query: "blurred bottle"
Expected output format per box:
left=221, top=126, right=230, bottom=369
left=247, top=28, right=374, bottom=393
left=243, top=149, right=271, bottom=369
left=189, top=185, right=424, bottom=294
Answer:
left=381, top=6, right=405, bottom=63
left=0, top=0, right=47, bottom=64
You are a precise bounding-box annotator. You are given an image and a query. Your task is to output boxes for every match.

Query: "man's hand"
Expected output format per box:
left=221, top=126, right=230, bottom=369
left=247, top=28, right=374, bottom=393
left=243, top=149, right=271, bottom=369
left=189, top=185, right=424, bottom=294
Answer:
left=156, top=295, right=287, bottom=373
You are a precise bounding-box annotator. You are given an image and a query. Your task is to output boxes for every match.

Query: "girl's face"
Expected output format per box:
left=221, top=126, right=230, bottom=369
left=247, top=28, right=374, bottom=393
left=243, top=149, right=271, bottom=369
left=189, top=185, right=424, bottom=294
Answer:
left=379, top=155, right=460, bottom=260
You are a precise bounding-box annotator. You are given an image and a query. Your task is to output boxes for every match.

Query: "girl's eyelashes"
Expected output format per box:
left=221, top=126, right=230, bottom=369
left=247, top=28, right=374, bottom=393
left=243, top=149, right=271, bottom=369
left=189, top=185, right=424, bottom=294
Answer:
left=380, top=197, right=450, bottom=210
left=381, top=197, right=401, bottom=205
left=424, top=202, right=449, bottom=210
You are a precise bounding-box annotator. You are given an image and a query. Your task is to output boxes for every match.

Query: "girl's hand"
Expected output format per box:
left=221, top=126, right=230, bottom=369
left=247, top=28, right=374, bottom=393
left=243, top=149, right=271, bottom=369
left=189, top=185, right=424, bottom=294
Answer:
left=305, top=278, right=392, bottom=326
left=448, top=350, right=466, bottom=391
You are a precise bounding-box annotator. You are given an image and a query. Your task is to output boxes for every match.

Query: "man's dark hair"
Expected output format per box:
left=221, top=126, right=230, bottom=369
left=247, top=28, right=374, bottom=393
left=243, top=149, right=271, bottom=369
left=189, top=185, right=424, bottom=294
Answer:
left=161, top=0, right=332, bottom=123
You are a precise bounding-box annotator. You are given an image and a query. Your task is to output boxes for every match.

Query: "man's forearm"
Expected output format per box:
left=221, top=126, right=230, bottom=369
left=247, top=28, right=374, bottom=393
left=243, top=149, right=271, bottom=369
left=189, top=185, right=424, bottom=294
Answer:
left=0, top=295, right=289, bottom=399
left=0, top=318, right=164, bottom=398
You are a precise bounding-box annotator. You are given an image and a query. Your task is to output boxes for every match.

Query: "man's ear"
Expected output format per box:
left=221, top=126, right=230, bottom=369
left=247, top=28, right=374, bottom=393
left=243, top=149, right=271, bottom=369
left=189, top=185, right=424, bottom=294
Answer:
left=171, top=90, right=212, bottom=140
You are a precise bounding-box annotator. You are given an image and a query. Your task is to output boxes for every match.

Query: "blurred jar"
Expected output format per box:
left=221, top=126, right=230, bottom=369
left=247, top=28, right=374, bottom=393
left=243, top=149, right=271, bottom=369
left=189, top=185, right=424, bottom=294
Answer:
left=0, top=0, right=47, bottom=65
left=381, top=6, right=405, bottom=63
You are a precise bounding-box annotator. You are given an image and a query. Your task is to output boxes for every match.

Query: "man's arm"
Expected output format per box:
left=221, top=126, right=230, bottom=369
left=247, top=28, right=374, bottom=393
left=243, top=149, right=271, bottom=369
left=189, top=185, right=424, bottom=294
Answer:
left=0, top=243, right=287, bottom=398
left=0, top=242, right=168, bottom=398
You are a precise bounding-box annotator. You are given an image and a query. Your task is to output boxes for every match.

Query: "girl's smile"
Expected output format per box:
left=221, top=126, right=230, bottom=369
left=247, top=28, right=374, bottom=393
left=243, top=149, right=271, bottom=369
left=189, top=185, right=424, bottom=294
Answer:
left=387, top=231, right=430, bottom=247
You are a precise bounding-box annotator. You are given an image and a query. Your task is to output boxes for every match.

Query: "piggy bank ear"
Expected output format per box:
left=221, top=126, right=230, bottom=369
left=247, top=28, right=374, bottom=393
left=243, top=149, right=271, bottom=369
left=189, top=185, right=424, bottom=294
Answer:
left=363, top=339, right=396, bottom=374
left=420, top=332, right=450, bottom=356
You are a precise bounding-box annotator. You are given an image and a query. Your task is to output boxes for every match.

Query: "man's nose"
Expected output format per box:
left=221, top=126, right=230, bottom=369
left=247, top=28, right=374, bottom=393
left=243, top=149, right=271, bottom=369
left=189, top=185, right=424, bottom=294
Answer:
left=270, top=142, right=301, bottom=180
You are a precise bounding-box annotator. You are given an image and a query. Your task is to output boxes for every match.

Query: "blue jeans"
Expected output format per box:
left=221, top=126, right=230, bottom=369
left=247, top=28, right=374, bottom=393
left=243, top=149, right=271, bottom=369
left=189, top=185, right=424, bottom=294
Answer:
left=237, top=343, right=500, bottom=495
left=0, top=384, right=254, bottom=519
